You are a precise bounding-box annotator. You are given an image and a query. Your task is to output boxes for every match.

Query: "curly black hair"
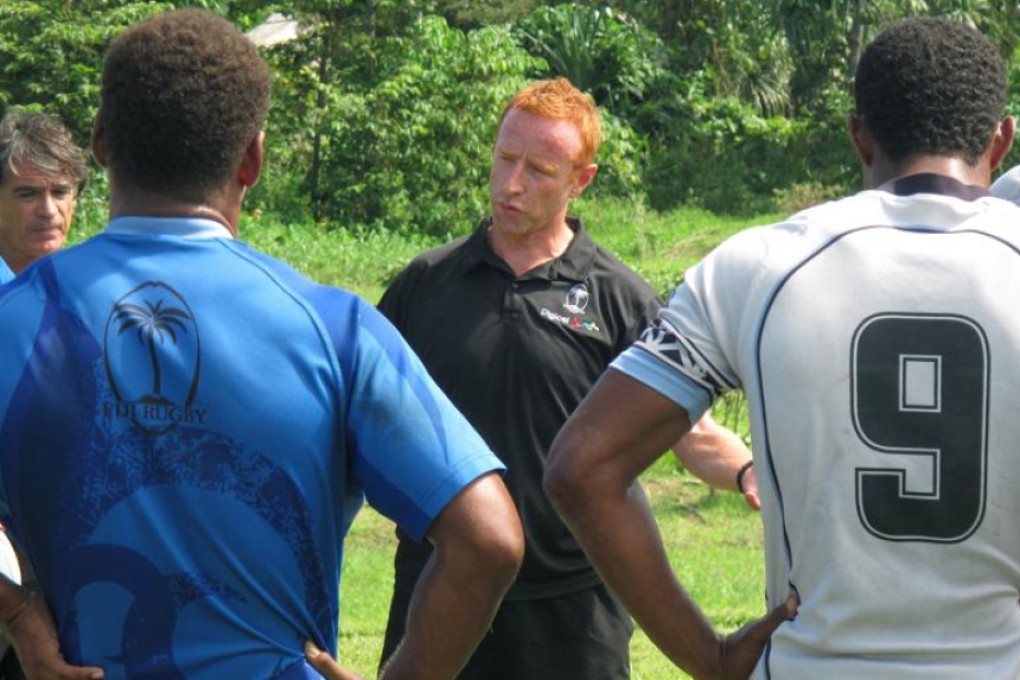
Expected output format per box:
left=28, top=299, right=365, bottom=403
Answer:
left=855, top=17, right=1007, bottom=165
left=100, top=9, right=270, bottom=201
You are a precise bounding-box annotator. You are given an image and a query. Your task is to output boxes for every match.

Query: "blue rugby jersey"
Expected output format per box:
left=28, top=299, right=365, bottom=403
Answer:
left=0, top=217, right=502, bottom=679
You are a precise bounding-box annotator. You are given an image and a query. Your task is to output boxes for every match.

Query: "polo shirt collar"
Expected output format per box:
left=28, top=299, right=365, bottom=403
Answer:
left=464, top=215, right=596, bottom=282
left=105, top=216, right=235, bottom=240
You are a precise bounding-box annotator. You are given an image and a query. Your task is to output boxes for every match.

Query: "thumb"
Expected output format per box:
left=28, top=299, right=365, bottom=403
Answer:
left=48, top=664, right=104, bottom=680
left=743, top=491, right=762, bottom=511
left=756, top=594, right=798, bottom=638
left=304, top=639, right=323, bottom=661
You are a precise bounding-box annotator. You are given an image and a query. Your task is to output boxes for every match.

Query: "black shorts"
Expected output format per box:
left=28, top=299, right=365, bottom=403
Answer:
left=380, top=582, right=633, bottom=680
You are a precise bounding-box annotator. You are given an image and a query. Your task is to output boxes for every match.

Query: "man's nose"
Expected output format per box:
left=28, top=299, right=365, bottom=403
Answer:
left=505, top=163, right=525, bottom=194
left=35, top=192, right=58, bottom=218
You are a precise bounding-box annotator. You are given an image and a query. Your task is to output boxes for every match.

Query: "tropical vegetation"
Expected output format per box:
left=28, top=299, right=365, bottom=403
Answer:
left=4, top=1, right=1020, bottom=237
left=21, top=3, right=1020, bottom=677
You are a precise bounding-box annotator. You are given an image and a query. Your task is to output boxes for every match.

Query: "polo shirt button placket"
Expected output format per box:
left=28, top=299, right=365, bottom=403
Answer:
left=503, top=279, right=521, bottom=319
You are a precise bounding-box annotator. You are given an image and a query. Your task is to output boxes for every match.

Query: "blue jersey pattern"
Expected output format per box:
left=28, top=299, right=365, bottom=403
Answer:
left=0, top=217, right=501, bottom=679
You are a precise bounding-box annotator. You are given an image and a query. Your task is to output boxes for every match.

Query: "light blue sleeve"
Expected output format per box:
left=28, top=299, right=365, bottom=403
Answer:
left=611, top=346, right=713, bottom=423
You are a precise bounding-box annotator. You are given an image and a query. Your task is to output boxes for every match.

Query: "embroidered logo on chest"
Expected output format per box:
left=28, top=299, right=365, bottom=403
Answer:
left=539, top=283, right=601, bottom=333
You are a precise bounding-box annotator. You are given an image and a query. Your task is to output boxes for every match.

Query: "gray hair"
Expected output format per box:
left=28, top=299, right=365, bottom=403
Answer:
left=0, top=112, right=88, bottom=194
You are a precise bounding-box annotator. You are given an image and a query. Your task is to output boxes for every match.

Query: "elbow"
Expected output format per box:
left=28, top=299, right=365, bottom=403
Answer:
left=491, top=502, right=525, bottom=577
left=498, top=528, right=525, bottom=586
left=471, top=479, right=525, bottom=585
left=476, top=510, right=524, bottom=589
left=543, top=441, right=589, bottom=525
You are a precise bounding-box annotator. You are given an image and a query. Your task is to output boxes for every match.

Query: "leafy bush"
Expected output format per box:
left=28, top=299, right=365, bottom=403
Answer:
left=512, top=4, right=670, bottom=115
left=644, top=83, right=857, bottom=215
left=0, top=1, right=169, bottom=143
left=772, top=181, right=845, bottom=215
left=300, top=16, right=542, bottom=236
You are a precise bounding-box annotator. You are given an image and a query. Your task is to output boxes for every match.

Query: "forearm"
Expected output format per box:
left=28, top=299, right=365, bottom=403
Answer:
left=380, top=474, right=522, bottom=680
left=381, top=548, right=511, bottom=680
left=0, top=574, right=32, bottom=630
left=547, top=370, right=788, bottom=677
left=673, top=414, right=751, bottom=492
left=0, top=573, right=105, bottom=679
left=552, top=476, right=722, bottom=678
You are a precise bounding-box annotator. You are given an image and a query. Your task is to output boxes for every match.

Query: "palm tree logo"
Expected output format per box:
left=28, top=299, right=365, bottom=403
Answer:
left=103, top=282, right=202, bottom=435
left=113, top=298, right=193, bottom=401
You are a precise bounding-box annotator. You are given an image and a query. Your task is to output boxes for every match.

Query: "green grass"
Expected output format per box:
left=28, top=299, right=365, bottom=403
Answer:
left=71, top=193, right=772, bottom=679
left=69, top=194, right=777, bottom=302
left=574, top=197, right=781, bottom=297
left=337, top=458, right=765, bottom=680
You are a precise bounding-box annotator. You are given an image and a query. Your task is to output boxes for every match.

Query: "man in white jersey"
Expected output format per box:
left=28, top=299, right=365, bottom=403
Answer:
left=990, top=163, right=1020, bottom=203
left=546, top=17, right=1020, bottom=679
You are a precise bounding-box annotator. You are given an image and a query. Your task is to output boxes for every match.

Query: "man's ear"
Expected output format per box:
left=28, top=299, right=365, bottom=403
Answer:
left=572, top=163, right=599, bottom=198
left=238, top=131, right=265, bottom=189
left=847, top=114, right=875, bottom=167
left=91, top=114, right=107, bottom=168
left=988, top=116, right=1016, bottom=173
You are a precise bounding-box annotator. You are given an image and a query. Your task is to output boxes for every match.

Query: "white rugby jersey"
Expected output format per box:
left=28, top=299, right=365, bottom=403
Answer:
left=991, top=164, right=1020, bottom=204
left=615, top=175, right=1020, bottom=679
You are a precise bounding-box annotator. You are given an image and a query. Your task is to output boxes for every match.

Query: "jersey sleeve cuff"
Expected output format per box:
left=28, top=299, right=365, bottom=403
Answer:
left=400, top=452, right=506, bottom=543
left=611, top=347, right=711, bottom=423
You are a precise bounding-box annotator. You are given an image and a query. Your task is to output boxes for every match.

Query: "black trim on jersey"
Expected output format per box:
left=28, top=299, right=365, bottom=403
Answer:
left=756, top=225, right=1020, bottom=678
left=681, top=328, right=740, bottom=391
left=632, top=317, right=737, bottom=396
left=753, top=226, right=861, bottom=680
left=632, top=344, right=718, bottom=406
left=884, top=173, right=989, bottom=201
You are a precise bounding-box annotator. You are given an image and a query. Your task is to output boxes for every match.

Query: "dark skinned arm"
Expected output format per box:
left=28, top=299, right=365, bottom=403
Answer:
left=545, top=369, right=795, bottom=680
left=307, top=472, right=522, bottom=680
left=379, top=472, right=523, bottom=680
left=0, top=576, right=104, bottom=680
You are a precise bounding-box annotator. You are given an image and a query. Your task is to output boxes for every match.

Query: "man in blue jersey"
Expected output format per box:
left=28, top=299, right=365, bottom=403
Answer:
left=0, top=8, right=523, bottom=680
left=547, top=17, right=1020, bottom=679
left=0, top=112, right=87, bottom=283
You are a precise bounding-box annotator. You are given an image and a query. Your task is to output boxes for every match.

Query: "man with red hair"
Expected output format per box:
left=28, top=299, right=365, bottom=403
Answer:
left=376, top=78, right=758, bottom=680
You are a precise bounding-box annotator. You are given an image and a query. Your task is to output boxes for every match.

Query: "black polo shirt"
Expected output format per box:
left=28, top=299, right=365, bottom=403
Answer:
left=378, top=217, right=660, bottom=600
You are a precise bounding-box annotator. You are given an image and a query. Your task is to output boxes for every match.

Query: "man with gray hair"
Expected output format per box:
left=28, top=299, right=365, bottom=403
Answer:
left=0, top=111, right=87, bottom=680
left=0, top=111, right=88, bottom=282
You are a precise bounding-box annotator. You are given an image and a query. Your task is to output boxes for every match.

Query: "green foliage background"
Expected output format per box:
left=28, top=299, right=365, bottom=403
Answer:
left=5, top=0, right=1019, bottom=235
left=23, top=3, right=1020, bottom=677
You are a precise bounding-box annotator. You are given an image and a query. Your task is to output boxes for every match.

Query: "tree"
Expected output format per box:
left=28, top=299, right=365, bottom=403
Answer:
left=581, top=0, right=794, bottom=117
left=512, top=4, right=670, bottom=114
left=0, top=1, right=169, bottom=144
left=303, top=16, right=545, bottom=234
left=771, top=0, right=1020, bottom=115
left=435, top=0, right=536, bottom=29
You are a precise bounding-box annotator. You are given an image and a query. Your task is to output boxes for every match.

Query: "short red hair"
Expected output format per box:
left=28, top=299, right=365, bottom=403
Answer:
left=497, top=78, right=601, bottom=167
